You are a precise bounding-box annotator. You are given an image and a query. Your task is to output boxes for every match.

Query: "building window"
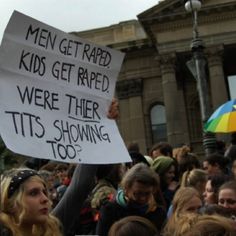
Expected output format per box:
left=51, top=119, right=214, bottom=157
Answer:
left=151, top=104, right=167, bottom=143
left=227, top=75, right=236, bottom=99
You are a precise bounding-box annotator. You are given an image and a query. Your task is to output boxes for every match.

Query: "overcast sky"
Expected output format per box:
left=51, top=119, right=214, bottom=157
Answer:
left=1, top=0, right=236, bottom=98
left=0, top=0, right=159, bottom=43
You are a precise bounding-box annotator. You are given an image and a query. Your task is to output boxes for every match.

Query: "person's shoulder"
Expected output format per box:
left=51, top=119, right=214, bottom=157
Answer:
left=100, top=199, right=121, bottom=211
left=91, top=186, right=116, bottom=209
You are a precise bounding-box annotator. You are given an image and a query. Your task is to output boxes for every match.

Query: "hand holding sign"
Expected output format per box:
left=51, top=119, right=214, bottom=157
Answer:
left=0, top=11, right=131, bottom=164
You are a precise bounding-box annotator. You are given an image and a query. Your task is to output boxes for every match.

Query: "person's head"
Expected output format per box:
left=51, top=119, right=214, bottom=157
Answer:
left=0, top=168, right=61, bottom=235
left=55, top=163, right=69, bottom=183
left=172, top=187, right=202, bottom=215
left=149, top=142, right=173, bottom=159
left=127, top=142, right=140, bottom=153
left=127, top=152, right=150, bottom=168
left=218, top=180, right=236, bottom=210
left=199, top=204, right=236, bottom=220
left=203, top=153, right=229, bottom=175
left=108, top=215, right=159, bottom=236
left=180, top=169, right=207, bottom=196
left=38, top=169, right=55, bottom=191
left=121, top=163, right=159, bottom=205
left=163, top=188, right=202, bottom=236
left=203, top=174, right=230, bottom=205
left=96, top=163, right=125, bottom=186
left=151, top=156, right=176, bottom=189
left=172, top=144, right=191, bottom=163
left=178, top=153, right=200, bottom=178
left=172, top=213, right=236, bottom=236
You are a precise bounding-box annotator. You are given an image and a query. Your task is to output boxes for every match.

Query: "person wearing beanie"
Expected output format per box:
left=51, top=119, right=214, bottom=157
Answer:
left=151, top=156, right=179, bottom=209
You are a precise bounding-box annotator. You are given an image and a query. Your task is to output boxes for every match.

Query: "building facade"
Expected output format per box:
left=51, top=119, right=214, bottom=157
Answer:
left=72, top=0, right=236, bottom=155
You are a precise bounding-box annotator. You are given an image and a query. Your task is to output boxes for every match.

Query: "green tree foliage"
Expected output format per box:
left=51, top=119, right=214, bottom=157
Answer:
left=0, top=136, right=23, bottom=173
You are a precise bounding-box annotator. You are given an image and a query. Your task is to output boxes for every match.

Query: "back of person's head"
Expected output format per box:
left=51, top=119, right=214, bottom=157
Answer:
left=96, top=164, right=124, bottom=186
left=108, top=215, right=159, bottom=236
left=39, top=161, right=58, bottom=172
left=205, top=153, right=229, bottom=172
left=55, top=163, right=68, bottom=172
left=128, top=152, right=150, bottom=167
left=149, top=142, right=173, bottom=158
left=173, top=144, right=191, bottom=161
left=181, top=214, right=236, bottom=236
left=181, top=168, right=207, bottom=189
left=178, top=153, right=200, bottom=177
left=121, top=163, right=159, bottom=191
left=199, top=204, right=236, bottom=219
left=127, top=142, right=140, bottom=153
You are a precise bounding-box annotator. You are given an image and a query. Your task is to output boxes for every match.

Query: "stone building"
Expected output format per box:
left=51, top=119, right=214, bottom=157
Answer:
left=72, top=0, right=236, bottom=155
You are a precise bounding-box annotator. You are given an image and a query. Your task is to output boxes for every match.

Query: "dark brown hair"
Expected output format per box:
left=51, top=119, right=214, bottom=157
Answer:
left=108, top=215, right=159, bottom=236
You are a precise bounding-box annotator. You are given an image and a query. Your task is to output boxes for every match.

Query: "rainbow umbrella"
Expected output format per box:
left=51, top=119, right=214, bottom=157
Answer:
left=204, top=99, right=236, bottom=133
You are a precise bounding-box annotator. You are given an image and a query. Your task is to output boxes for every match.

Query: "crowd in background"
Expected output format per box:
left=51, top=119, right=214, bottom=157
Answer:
left=1, top=131, right=236, bottom=235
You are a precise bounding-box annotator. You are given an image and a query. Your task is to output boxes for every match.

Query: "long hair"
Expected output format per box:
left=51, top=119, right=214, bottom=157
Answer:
left=0, top=168, right=62, bottom=236
left=181, top=169, right=207, bottom=194
left=163, top=187, right=201, bottom=236
left=181, top=214, right=236, bottom=236
left=163, top=213, right=236, bottom=236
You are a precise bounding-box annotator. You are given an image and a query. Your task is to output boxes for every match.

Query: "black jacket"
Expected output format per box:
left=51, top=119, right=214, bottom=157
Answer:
left=96, top=200, right=166, bottom=236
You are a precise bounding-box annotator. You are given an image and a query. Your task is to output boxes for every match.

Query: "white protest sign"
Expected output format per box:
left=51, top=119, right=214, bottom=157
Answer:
left=0, top=11, right=131, bottom=164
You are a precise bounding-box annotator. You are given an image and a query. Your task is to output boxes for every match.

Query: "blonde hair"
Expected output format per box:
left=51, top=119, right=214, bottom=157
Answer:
left=181, top=169, right=207, bottom=192
left=175, top=213, right=236, bottom=236
left=163, top=187, right=201, bottom=236
left=0, top=168, right=62, bottom=236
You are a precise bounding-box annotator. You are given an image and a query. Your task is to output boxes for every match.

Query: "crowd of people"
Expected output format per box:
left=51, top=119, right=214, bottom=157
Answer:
left=1, top=101, right=236, bottom=235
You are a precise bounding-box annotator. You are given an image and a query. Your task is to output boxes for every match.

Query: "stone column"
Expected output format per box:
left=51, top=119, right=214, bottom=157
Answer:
left=116, top=79, right=147, bottom=153
left=159, top=53, right=189, bottom=146
left=206, top=45, right=228, bottom=110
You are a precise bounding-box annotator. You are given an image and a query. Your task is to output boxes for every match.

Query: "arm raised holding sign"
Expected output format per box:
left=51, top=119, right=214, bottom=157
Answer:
left=52, top=98, right=119, bottom=234
left=0, top=100, right=119, bottom=236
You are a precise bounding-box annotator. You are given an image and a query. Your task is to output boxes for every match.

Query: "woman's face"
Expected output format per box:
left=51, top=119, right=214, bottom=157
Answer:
left=164, top=165, right=175, bottom=185
left=21, top=179, right=50, bottom=225
left=56, top=169, right=67, bottom=183
left=182, top=195, right=202, bottom=213
left=203, top=180, right=216, bottom=205
left=126, top=181, right=154, bottom=205
left=203, top=161, right=221, bottom=175
left=218, top=188, right=236, bottom=210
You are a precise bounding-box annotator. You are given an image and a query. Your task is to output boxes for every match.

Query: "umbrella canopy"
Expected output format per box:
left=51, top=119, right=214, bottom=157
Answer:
left=204, top=99, right=236, bottom=133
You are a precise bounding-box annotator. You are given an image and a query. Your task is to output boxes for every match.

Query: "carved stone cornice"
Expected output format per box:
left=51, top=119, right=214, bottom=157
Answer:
left=116, top=78, right=143, bottom=99
left=153, top=7, right=236, bottom=32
